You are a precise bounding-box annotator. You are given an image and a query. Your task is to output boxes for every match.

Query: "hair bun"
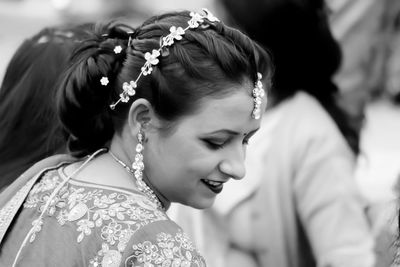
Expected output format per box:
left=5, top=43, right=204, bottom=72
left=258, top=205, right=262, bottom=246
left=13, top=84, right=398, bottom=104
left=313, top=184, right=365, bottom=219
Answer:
left=57, top=23, right=132, bottom=156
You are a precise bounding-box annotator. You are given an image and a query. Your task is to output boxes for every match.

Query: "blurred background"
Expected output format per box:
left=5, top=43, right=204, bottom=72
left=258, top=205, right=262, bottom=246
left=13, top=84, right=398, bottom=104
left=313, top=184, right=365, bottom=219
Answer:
left=1, top=0, right=400, bottom=227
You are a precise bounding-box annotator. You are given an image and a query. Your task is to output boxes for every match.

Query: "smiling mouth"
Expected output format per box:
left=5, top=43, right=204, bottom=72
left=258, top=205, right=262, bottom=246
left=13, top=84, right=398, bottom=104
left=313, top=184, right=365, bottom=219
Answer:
left=201, top=179, right=224, bottom=194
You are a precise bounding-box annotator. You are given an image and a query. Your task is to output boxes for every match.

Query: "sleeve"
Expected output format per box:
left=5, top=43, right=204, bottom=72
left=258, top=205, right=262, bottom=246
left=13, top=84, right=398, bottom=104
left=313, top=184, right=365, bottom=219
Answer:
left=122, top=220, right=207, bottom=267
left=292, top=111, right=376, bottom=267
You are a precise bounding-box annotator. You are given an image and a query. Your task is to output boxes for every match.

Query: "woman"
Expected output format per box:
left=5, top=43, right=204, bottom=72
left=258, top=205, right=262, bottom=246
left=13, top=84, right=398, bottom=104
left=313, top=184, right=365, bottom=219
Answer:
left=0, top=9, right=272, bottom=266
left=0, top=24, right=91, bottom=191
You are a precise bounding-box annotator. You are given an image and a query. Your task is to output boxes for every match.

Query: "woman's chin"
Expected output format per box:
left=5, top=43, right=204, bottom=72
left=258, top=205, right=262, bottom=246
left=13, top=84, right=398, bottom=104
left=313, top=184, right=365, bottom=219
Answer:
left=182, top=197, right=216, bottom=210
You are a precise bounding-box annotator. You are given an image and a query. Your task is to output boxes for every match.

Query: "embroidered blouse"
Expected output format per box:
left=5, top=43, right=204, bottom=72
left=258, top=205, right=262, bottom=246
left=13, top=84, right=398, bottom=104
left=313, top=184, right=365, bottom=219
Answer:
left=0, top=166, right=206, bottom=267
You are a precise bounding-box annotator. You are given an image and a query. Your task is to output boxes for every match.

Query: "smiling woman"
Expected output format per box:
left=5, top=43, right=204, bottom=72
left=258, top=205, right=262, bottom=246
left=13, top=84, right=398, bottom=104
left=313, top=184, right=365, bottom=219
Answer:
left=143, top=89, right=260, bottom=209
left=0, top=8, right=272, bottom=267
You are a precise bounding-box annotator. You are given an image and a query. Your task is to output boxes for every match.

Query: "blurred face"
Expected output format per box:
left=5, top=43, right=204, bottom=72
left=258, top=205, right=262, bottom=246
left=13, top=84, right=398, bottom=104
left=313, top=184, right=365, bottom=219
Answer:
left=144, top=86, right=266, bottom=209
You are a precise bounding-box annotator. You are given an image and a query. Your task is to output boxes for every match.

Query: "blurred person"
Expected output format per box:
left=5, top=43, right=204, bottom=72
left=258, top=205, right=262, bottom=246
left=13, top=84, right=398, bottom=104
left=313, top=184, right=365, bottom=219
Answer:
left=378, top=0, right=400, bottom=103
left=171, top=1, right=376, bottom=267
left=326, top=0, right=383, bottom=121
left=368, top=171, right=400, bottom=267
left=329, top=1, right=400, bottom=265
left=0, top=24, right=91, bottom=191
left=0, top=9, right=273, bottom=266
left=325, top=0, right=400, bottom=132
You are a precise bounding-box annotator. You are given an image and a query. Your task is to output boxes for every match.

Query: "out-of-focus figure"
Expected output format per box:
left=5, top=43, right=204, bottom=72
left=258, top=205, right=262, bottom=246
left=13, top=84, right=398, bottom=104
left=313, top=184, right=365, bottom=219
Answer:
left=0, top=24, right=91, bottom=191
left=327, top=0, right=400, bottom=126
left=328, top=1, right=400, bottom=266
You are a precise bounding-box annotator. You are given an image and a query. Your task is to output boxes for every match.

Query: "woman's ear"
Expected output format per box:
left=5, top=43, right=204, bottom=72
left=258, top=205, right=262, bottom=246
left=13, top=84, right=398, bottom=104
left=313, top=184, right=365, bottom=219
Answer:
left=127, top=98, right=159, bottom=136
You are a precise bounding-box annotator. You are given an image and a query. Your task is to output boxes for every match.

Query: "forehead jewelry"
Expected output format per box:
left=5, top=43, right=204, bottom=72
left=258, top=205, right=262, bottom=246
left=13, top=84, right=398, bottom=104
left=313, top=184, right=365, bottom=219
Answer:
left=109, top=8, right=266, bottom=120
left=252, top=72, right=266, bottom=120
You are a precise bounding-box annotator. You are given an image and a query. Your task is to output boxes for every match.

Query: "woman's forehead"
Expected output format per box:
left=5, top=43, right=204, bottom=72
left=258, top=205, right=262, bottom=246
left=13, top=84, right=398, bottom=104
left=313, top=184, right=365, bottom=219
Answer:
left=178, top=90, right=258, bottom=133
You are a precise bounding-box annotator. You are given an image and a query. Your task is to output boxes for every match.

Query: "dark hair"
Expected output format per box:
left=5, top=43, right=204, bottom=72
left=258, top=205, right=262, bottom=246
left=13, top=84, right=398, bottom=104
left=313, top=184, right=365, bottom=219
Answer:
left=0, top=24, right=92, bottom=190
left=58, top=11, right=273, bottom=157
left=220, top=0, right=361, bottom=154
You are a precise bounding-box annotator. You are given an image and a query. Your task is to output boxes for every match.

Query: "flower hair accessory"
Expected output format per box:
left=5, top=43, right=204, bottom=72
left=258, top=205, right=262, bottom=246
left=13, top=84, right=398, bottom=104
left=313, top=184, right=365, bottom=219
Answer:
left=100, top=76, right=109, bottom=86
left=109, top=8, right=266, bottom=119
left=109, top=8, right=220, bottom=110
left=113, top=45, right=122, bottom=54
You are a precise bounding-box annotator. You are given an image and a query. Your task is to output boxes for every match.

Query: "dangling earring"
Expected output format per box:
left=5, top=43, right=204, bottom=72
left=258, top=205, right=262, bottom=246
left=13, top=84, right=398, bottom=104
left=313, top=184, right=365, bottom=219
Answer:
left=132, top=128, right=145, bottom=190
left=131, top=128, right=164, bottom=210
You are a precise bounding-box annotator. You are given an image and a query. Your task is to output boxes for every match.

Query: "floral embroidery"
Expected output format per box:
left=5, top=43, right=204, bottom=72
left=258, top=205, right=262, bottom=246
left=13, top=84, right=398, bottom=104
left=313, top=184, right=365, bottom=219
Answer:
left=77, top=218, right=95, bottom=242
left=23, top=170, right=169, bottom=267
left=125, top=230, right=206, bottom=267
left=29, top=218, right=43, bottom=243
left=101, top=221, right=122, bottom=245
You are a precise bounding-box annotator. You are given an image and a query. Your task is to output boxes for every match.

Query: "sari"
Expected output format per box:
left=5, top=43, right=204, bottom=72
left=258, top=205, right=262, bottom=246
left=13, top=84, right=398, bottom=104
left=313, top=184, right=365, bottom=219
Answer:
left=0, top=154, right=206, bottom=267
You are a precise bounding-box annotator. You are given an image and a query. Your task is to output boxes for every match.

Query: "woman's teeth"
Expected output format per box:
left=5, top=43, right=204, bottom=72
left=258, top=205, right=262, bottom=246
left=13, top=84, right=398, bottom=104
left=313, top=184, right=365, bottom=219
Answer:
left=201, top=179, right=224, bottom=194
left=203, top=179, right=222, bottom=186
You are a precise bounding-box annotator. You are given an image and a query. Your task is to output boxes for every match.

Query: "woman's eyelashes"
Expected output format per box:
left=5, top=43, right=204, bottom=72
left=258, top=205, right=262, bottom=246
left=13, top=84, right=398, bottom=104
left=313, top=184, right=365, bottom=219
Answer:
left=242, top=137, right=250, bottom=145
left=243, top=130, right=258, bottom=146
left=203, top=135, right=251, bottom=150
left=203, top=139, right=227, bottom=150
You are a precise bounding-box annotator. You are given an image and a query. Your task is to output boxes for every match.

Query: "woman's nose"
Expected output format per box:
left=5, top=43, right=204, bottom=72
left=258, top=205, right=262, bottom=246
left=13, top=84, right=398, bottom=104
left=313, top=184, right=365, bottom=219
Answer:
left=218, top=146, right=246, bottom=180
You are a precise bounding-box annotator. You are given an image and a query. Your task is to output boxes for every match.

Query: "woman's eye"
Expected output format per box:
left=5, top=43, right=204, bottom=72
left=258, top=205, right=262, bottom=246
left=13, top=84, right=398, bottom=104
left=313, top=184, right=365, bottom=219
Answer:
left=204, top=140, right=225, bottom=150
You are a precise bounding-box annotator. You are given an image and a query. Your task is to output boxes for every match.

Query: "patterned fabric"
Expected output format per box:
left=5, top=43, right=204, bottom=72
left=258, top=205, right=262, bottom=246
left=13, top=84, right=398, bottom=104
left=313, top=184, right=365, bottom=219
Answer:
left=126, top=230, right=206, bottom=267
left=0, top=174, right=38, bottom=243
left=0, top=167, right=206, bottom=267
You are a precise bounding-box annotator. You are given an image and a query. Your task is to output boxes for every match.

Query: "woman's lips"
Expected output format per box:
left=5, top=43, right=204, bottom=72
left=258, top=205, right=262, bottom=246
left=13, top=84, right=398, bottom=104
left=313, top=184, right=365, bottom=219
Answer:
left=201, top=179, right=224, bottom=194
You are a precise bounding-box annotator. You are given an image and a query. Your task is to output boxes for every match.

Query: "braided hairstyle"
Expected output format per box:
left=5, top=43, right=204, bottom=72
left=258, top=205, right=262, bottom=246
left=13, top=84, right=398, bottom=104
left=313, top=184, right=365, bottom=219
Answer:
left=57, top=11, right=273, bottom=157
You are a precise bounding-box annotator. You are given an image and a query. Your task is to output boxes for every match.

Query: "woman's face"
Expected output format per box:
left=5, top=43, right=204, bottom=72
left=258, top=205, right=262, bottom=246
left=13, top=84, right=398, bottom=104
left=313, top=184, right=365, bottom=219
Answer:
left=144, top=86, right=266, bottom=209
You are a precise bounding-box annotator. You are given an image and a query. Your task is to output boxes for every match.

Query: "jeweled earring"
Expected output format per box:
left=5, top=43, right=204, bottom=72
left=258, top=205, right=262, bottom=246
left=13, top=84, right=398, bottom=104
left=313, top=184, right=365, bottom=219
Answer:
left=132, top=128, right=146, bottom=191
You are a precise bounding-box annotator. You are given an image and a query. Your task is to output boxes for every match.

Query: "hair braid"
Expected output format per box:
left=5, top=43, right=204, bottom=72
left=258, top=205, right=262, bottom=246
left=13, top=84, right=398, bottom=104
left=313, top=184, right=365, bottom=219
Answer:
left=58, top=22, right=134, bottom=156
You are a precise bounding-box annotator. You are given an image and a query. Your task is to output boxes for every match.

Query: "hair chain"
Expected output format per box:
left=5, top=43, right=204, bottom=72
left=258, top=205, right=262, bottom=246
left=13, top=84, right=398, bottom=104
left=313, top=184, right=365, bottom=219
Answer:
left=104, top=8, right=266, bottom=119
left=108, top=8, right=220, bottom=110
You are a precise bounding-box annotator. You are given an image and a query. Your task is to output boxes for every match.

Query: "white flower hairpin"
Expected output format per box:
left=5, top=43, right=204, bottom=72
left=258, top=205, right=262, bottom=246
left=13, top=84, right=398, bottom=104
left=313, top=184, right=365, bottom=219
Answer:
left=113, top=45, right=122, bottom=54
left=100, top=76, right=109, bottom=86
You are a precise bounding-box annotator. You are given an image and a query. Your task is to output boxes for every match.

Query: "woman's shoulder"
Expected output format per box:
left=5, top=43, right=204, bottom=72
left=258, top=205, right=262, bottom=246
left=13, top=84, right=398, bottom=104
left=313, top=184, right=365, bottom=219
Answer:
left=84, top=214, right=207, bottom=266
left=123, top=219, right=207, bottom=267
left=27, top=167, right=169, bottom=227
